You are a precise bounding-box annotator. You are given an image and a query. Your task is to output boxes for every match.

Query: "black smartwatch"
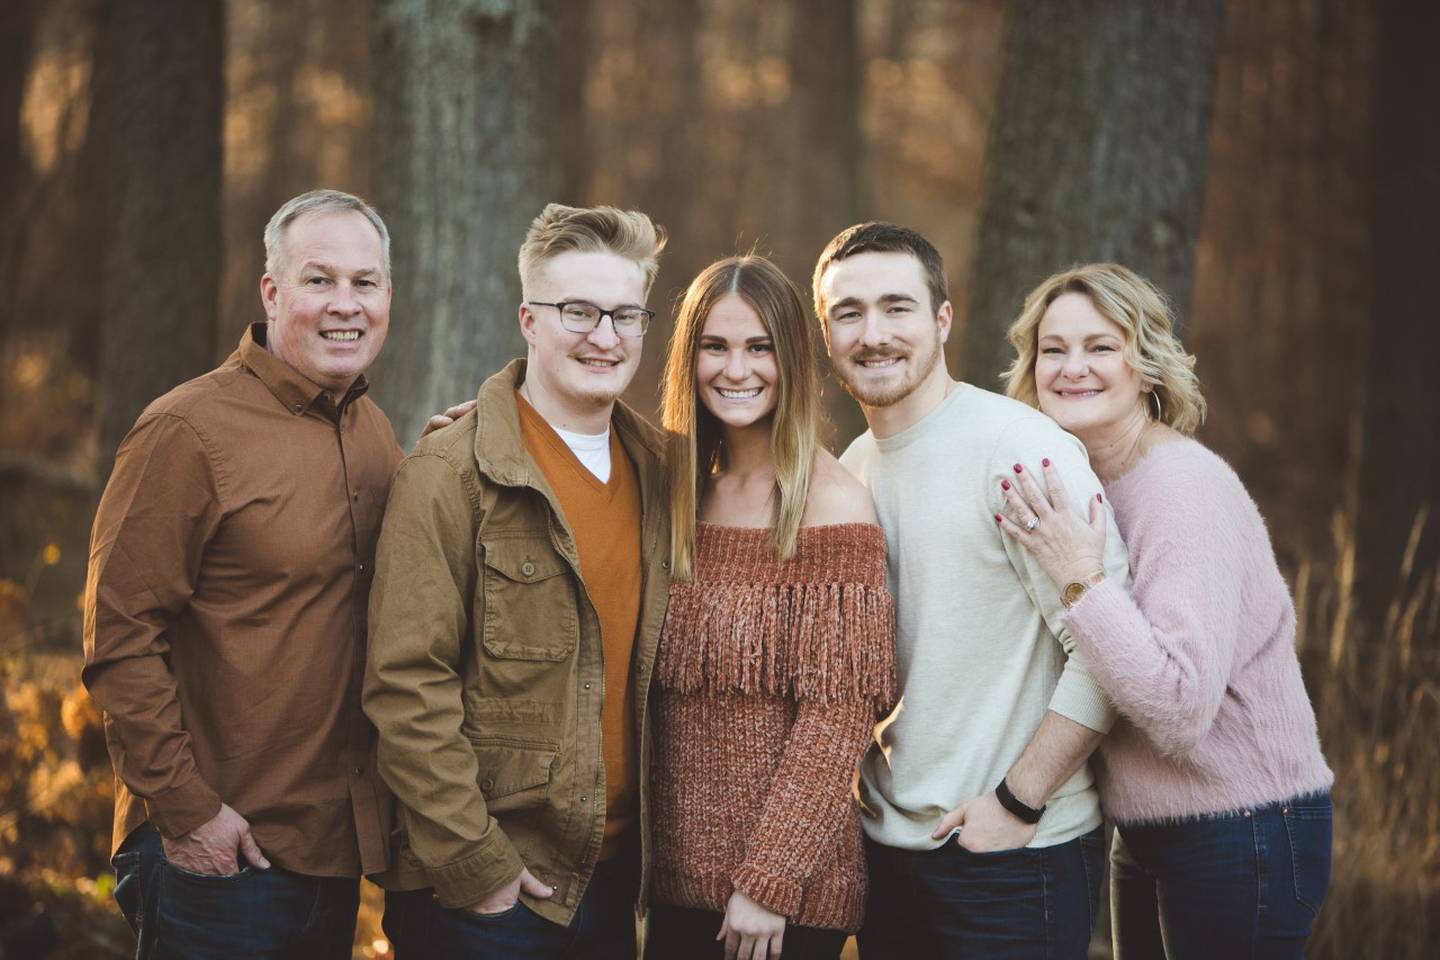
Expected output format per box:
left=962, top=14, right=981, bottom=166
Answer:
left=995, top=778, right=1046, bottom=825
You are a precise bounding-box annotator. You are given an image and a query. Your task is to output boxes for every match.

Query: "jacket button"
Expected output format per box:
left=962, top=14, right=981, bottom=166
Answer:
left=481, top=777, right=495, bottom=793
left=583, top=682, right=592, bottom=690
left=661, top=559, right=670, bottom=570
left=579, top=795, right=587, bottom=803
left=521, top=561, right=536, bottom=577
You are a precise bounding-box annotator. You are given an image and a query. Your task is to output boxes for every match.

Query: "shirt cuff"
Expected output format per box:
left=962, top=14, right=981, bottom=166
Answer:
left=143, top=775, right=223, bottom=839
left=426, top=827, right=527, bottom=909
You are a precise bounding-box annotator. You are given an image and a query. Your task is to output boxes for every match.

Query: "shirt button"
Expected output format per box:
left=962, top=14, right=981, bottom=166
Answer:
left=352, top=490, right=359, bottom=501
left=358, top=562, right=366, bottom=573
left=352, top=766, right=362, bottom=776
left=661, top=559, right=670, bottom=570
left=481, top=777, right=495, bottom=793
left=583, top=682, right=592, bottom=690
left=521, top=561, right=536, bottom=577
left=579, top=795, right=587, bottom=804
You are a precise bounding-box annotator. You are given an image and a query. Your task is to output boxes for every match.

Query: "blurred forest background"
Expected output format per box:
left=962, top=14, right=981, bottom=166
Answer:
left=1, top=0, right=1436, bottom=957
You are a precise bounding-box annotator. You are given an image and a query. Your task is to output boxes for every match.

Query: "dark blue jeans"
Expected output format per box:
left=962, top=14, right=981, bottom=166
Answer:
left=1109, top=791, right=1332, bottom=960
left=644, top=903, right=848, bottom=959
left=111, top=822, right=360, bottom=960
left=382, top=854, right=638, bottom=960
left=857, top=826, right=1103, bottom=959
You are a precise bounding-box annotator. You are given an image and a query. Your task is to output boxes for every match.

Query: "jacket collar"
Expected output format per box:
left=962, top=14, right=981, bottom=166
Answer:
left=473, top=358, right=664, bottom=488
left=235, top=322, right=370, bottom=416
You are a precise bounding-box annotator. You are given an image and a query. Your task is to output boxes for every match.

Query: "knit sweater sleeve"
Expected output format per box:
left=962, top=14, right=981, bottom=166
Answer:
left=731, top=579, right=896, bottom=917
left=988, top=420, right=1125, bottom=733
left=1061, top=451, right=1247, bottom=757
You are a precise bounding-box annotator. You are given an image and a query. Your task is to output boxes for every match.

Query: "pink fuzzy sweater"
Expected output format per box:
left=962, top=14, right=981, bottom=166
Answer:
left=1064, top=438, right=1333, bottom=824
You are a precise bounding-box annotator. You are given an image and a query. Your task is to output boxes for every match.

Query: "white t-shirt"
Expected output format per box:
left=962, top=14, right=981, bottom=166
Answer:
left=553, top=423, right=611, bottom=482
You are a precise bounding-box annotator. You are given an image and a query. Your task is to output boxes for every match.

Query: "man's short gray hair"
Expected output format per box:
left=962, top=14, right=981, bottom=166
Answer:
left=263, top=189, right=391, bottom=280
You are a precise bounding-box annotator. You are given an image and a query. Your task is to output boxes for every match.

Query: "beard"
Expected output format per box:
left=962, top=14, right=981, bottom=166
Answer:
left=835, top=330, right=944, bottom=409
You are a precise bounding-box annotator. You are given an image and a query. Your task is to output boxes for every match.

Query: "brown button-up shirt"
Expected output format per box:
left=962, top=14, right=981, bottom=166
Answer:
left=83, top=323, right=403, bottom=878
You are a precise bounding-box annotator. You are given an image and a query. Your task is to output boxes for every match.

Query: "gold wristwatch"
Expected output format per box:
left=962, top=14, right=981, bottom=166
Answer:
left=1060, top=571, right=1106, bottom=608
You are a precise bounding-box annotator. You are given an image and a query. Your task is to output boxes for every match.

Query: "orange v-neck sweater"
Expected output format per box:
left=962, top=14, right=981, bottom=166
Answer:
left=518, top=395, right=642, bottom=861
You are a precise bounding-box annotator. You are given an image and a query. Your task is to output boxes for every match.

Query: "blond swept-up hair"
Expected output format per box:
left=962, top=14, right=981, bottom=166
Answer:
left=662, top=256, right=821, bottom=580
left=1004, top=263, right=1206, bottom=434
left=518, top=203, right=666, bottom=296
left=264, top=189, right=391, bottom=280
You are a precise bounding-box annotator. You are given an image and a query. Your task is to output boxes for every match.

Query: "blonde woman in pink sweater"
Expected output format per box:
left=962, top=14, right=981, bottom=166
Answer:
left=996, top=263, right=1333, bottom=959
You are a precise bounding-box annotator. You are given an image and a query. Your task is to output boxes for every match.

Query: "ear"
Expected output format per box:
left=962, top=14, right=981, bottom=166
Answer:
left=518, top=302, right=538, bottom=343
left=936, top=300, right=954, bottom=344
left=260, top=274, right=279, bottom=322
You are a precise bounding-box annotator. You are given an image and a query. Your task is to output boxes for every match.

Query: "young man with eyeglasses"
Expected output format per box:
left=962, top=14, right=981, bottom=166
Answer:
left=364, top=203, right=671, bottom=959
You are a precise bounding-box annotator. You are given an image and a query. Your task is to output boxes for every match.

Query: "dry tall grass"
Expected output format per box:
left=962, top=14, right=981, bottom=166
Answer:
left=1300, top=506, right=1440, bottom=958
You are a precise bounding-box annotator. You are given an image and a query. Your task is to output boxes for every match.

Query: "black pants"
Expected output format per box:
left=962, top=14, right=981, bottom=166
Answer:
left=645, top=903, right=848, bottom=960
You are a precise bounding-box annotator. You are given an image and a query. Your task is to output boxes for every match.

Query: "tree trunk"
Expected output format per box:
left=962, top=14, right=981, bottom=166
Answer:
left=964, top=0, right=1226, bottom=389
left=0, top=0, right=42, bottom=341
left=370, top=0, right=559, bottom=447
left=1355, top=0, right=1440, bottom=628
left=92, top=0, right=224, bottom=482
left=778, top=0, right=865, bottom=447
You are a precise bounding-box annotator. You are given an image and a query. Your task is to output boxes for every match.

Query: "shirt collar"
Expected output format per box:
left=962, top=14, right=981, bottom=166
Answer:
left=236, top=322, right=370, bottom=416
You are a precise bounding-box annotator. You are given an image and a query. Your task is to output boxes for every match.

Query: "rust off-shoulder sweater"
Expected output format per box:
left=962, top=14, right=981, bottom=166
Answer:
left=650, top=522, right=897, bottom=933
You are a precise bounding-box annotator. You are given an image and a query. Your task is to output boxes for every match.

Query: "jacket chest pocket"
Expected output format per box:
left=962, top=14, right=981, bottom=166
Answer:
left=479, top=536, right=579, bottom=661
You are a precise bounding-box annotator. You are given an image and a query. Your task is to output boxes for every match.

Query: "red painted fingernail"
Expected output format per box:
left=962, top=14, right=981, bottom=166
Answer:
left=1013, top=463, right=1023, bottom=474
left=1001, top=479, right=1011, bottom=491
left=1097, top=493, right=1103, bottom=502
left=1042, top=458, right=1051, bottom=468
left=994, top=513, right=1003, bottom=523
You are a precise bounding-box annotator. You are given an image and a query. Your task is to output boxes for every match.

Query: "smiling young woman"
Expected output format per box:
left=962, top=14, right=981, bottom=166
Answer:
left=647, top=256, right=897, bottom=960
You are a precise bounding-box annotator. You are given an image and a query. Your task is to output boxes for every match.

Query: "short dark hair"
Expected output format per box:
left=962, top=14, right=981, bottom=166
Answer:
left=811, top=222, right=949, bottom=320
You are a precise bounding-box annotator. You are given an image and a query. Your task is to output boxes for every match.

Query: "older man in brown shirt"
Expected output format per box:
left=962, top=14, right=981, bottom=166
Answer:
left=83, top=189, right=402, bottom=960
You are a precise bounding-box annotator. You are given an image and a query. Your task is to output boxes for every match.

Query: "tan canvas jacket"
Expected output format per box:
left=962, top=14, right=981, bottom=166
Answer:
left=363, top=359, right=671, bottom=926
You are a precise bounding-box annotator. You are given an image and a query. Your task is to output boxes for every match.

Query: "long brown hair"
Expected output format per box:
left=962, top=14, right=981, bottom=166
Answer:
left=661, top=256, right=821, bottom=580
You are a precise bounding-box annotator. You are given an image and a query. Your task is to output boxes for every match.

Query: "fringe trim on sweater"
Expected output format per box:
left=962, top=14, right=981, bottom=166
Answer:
left=657, top=523, right=897, bottom=709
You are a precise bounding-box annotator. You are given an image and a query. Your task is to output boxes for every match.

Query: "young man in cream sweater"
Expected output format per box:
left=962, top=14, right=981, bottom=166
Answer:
left=812, top=223, right=1131, bottom=958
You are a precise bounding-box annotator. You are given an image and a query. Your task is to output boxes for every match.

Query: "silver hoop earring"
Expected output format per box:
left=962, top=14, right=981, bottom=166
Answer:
left=1149, top=390, right=1163, bottom=421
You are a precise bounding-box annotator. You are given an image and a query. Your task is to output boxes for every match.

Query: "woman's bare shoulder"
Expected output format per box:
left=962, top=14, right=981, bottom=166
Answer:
left=803, top=450, right=879, bottom=526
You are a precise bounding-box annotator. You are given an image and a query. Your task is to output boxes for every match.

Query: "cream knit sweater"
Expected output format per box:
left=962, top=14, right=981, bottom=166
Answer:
left=842, top=384, right=1131, bottom=851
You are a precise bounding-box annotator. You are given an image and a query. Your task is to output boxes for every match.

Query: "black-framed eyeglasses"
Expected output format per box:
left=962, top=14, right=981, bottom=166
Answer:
left=528, top=300, right=654, bottom=337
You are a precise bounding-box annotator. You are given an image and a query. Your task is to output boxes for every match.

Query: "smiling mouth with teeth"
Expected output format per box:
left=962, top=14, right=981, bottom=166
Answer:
left=321, top=330, right=361, bottom=342
left=577, top=358, right=619, bottom=367
left=716, top=387, right=762, bottom=399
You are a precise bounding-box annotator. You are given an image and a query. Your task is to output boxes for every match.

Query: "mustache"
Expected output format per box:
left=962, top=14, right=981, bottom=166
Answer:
left=849, top=348, right=907, bottom=362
